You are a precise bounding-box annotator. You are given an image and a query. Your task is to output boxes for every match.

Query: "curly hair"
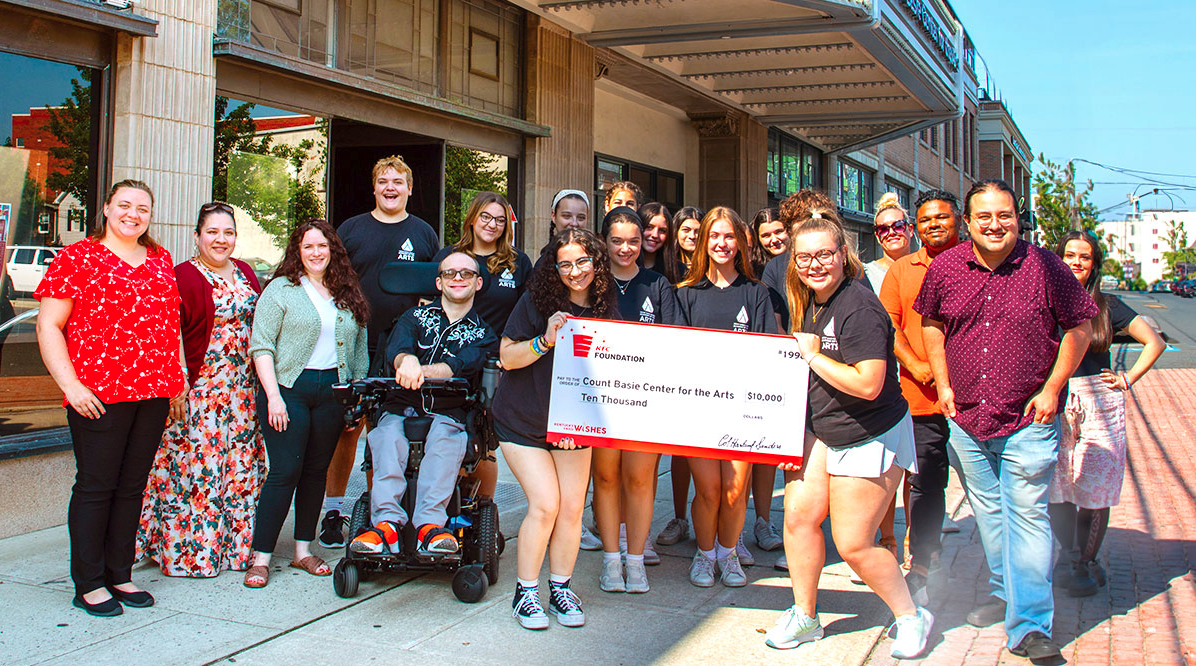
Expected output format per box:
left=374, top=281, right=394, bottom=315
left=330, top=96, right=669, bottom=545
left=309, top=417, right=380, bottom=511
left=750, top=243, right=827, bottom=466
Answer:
left=528, top=228, right=617, bottom=318
left=604, top=181, right=644, bottom=214
left=274, top=218, right=370, bottom=327
left=779, top=188, right=835, bottom=228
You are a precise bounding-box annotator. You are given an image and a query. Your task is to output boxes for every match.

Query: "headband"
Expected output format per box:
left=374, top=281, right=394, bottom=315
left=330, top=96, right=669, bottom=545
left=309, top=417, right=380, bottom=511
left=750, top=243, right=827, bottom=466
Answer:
left=552, top=189, right=590, bottom=211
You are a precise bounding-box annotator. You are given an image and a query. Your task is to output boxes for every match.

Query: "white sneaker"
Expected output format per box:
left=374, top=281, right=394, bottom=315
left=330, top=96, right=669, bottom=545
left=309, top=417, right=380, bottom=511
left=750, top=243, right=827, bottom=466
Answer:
left=579, top=523, right=602, bottom=551
left=548, top=581, right=586, bottom=628
left=765, top=605, right=824, bottom=649
left=754, top=517, right=784, bottom=551
left=718, top=551, right=748, bottom=587
left=774, top=553, right=788, bottom=571
left=689, top=550, right=716, bottom=587
left=599, top=557, right=625, bottom=593
left=642, top=539, right=661, bottom=566
left=736, top=534, right=755, bottom=567
left=625, top=558, right=649, bottom=593
left=890, top=607, right=934, bottom=659
left=512, top=584, right=549, bottom=630
left=656, top=518, right=689, bottom=545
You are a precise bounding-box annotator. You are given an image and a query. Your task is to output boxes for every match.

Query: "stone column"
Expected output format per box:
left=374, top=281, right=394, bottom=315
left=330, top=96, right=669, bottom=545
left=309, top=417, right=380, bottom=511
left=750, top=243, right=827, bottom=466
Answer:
left=690, top=111, right=767, bottom=217
left=111, top=0, right=218, bottom=258
left=522, top=16, right=595, bottom=250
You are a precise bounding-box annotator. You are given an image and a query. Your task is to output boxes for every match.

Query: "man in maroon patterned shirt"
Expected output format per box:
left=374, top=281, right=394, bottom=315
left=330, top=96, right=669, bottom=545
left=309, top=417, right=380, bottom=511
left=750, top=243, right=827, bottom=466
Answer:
left=914, top=180, right=1097, bottom=663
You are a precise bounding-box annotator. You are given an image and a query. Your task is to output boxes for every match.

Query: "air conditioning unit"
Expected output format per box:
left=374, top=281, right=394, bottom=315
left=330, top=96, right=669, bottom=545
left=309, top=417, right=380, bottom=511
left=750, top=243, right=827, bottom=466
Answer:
left=102, top=0, right=133, bottom=9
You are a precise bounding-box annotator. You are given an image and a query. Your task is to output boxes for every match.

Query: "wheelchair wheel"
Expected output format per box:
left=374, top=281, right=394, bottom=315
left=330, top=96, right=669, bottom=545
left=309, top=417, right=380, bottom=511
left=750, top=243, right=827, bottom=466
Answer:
left=451, top=563, right=488, bottom=603
left=347, top=491, right=371, bottom=542
left=497, top=530, right=505, bottom=556
left=333, top=559, right=360, bottom=598
left=476, top=500, right=500, bottom=586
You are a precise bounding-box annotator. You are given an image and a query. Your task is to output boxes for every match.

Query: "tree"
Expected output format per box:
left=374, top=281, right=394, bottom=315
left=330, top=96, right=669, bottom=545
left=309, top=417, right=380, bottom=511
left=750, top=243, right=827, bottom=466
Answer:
left=45, top=68, right=93, bottom=204
left=1033, top=155, right=1100, bottom=251
left=443, top=146, right=507, bottom=247
left=212, top=96, right=270, bottom=202
left=1161, top=218, right=1196, bottom=279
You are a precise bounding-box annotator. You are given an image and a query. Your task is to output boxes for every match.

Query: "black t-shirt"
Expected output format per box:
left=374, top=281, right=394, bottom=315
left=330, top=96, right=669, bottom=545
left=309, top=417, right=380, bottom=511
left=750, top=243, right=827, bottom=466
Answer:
left=761, top=253, right=790, bottom=331
left=337, top=212, right=440, bottom=350
left=676, top=274, right=776, bottom=333
left=1076, top=294, right=1138, bottom=377
left=614, top=268, right=681, bottom=326
left=491, top=293, right=620, bottom=446
left=802, top=277, right=908, bottom=449
left=433, top=247, right=533, bottom=334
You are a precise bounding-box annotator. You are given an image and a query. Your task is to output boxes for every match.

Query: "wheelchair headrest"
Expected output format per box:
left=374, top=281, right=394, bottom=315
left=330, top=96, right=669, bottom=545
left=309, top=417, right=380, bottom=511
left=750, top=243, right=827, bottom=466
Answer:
left=379, top=259, right=494, bottom=298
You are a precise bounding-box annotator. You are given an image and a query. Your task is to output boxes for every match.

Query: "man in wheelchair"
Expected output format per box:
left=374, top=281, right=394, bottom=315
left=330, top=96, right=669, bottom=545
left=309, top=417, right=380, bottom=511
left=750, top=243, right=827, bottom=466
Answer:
left=350, top=252, right=498, bottom=556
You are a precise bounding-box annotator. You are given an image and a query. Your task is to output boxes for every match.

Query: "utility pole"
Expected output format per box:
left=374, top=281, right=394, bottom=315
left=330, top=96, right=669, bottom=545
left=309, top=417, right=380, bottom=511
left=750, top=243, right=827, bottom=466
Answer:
left=1067, top=160, right=1081, bottom=230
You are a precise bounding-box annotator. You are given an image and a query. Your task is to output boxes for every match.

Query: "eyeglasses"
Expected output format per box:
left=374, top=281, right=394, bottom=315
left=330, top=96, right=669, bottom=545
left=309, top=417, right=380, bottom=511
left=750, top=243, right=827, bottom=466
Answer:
left=794, top=249, right=840, bottom=268
left=439, top=268, right=479, bottom=280
left=479, top=211, right=507, bottom=227
left=874, top=220, right=908, bottom=236
left=200, top=201, right=234, bottom=215
left=556, top=256, right=595, bottom=274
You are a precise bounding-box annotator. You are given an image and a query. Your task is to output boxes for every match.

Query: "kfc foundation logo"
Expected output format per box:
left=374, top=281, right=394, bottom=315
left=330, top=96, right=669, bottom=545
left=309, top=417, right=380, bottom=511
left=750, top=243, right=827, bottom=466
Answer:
left=573, top=333, right=595, bottom=357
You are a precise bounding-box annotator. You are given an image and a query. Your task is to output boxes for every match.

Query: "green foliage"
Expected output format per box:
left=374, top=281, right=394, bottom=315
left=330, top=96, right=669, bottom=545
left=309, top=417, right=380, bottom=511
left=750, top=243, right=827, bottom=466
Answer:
left=44, top=68, right=93, bottom=205
left=444, top=146, right=507, bottom=247
left=1032, top=155, right=1101, bottom=251
left=213, top=97, right=326, bottom=247
left=1131, top=276, right=1147, bottom=291
left=1161, top=218, right=1196, bottom=279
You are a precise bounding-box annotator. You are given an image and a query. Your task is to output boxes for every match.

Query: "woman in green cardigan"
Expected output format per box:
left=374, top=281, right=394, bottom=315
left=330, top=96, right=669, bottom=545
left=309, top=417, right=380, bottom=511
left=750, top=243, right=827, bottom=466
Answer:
left=244, top=219, right=370, bottom=588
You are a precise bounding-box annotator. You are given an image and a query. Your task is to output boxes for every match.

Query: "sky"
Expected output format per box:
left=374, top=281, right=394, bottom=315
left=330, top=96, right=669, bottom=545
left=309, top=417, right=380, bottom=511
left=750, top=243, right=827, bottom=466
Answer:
left=950, top=0, right=1196, bottom=219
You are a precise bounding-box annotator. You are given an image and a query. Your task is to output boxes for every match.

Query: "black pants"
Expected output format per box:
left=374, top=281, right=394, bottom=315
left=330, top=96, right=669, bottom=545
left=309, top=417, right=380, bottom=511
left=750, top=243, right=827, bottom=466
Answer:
left=907, top=414, right=951, bottom=569
left=66, top=398, right=170, bottom=594
left=252, top=369, right=345, bottom=553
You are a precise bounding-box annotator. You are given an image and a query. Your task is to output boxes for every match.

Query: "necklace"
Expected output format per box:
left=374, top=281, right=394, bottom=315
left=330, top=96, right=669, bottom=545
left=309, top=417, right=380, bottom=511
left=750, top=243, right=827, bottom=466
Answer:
left=812, top=302, right=828, bottom=324
left=614, top=277, right=631, bottom=294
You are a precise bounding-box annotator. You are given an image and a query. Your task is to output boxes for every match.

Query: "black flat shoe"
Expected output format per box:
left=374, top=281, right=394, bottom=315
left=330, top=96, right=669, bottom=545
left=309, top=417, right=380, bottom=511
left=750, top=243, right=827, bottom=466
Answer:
left=73, top=594, right=123, bottom=617
left=107, top=586, right=155, bottom=608
left=966, top=597, right=1006, bottom=627
left=1010, top=631, right=1064, bottom=664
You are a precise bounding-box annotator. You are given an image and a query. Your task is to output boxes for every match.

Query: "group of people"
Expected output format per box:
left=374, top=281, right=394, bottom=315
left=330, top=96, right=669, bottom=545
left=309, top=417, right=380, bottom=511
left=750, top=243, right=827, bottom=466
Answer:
left=35, top=157, right=1158, bottom=663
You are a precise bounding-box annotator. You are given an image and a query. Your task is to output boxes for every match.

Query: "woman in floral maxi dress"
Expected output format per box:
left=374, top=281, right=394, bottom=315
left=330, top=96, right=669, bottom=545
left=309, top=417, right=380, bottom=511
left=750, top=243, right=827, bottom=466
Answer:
left=138, top=203, right=266, bottom=577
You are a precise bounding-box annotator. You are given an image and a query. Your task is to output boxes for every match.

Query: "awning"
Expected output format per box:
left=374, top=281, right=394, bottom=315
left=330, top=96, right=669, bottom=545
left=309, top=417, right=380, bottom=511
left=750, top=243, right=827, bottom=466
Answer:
left=3, top=0, right=157, bottom=37
left=528, top=0, right=963, bottom=152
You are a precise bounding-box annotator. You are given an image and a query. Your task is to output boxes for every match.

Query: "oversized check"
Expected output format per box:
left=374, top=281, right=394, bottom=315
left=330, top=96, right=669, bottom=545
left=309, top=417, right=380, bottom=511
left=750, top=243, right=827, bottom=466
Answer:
left=546, top=317, right=809, bottom=465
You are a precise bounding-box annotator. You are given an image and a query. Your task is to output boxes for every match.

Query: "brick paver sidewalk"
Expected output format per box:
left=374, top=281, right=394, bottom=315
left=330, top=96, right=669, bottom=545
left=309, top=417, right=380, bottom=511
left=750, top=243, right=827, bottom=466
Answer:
left=866, top=368, right=1196, bottom=666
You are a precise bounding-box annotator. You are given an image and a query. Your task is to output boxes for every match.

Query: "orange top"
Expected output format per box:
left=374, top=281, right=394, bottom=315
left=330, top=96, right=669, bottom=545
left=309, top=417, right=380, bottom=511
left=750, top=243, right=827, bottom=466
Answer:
left=878, top=247, right=939, bottom=416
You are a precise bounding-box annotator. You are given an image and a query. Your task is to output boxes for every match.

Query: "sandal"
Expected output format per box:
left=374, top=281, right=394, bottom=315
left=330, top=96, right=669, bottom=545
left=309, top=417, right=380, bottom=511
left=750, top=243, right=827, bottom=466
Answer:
left=289, top=555, right=332, bottom=576
left=243, top=565, right=270, bottom=588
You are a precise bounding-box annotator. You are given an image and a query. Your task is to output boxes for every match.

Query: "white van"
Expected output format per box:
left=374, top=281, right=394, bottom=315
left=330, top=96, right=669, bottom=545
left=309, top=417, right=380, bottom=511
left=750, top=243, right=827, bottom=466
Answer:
left=5, top=246, right=59, bottom=293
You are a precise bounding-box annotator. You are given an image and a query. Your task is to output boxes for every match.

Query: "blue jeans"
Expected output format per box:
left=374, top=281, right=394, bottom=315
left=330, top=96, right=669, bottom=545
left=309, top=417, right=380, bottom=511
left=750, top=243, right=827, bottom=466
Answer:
left=947, top=418, right=1059, bottom=648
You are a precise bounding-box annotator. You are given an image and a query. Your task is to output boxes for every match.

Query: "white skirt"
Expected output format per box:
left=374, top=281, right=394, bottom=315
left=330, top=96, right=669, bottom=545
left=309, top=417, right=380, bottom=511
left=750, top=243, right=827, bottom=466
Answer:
left=824, top=411, right=918, bottom=478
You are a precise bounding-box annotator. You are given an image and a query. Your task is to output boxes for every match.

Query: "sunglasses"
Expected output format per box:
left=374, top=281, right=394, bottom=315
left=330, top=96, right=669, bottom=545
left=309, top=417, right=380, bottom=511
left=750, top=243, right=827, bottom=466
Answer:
left=874, top=220, right=908, bottom=236
left=200, top=201, right=235, bottom=215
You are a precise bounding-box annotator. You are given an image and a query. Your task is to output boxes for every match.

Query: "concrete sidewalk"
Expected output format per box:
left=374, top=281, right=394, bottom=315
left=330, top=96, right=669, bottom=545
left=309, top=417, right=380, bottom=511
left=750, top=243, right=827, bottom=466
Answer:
left=3, top=370, right=1194, bottom=665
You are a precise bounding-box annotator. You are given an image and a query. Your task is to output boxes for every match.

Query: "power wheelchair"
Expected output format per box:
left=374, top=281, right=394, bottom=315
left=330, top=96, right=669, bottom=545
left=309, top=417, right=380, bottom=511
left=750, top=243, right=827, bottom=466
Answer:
left=330, top=260, right=504, bottom=603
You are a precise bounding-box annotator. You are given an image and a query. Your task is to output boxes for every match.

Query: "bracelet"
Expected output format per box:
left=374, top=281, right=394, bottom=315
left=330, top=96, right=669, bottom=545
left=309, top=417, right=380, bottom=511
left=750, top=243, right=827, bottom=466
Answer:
left=804, top=351, right=820, bottom=364
left=1121, top=372, right=1130, bottom=390
left=530, top=336, right=548, bottom=357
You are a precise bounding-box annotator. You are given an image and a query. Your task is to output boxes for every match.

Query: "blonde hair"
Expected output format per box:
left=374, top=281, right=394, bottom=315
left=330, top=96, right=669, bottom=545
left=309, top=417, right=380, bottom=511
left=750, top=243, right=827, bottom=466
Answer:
left=785, top=207, right=863, bottom=332
left=452, top=191, right=518, bottom=275
left=371, top=155, right=414, bottom=189
left=874, top=191, right=906, bottom=221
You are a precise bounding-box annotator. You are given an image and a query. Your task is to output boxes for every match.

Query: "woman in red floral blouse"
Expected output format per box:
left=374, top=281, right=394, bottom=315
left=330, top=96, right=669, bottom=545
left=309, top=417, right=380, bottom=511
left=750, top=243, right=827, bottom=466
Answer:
left=35, top=179, right=187, bottom=617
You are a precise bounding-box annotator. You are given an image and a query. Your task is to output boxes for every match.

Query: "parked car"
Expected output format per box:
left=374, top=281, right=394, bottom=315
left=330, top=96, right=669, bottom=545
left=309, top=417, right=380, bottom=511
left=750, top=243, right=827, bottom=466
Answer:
left=4, top=246, right=59, bottom=294
left=1174, top=279, right=1195, bottom=298
left=239, top=257, right=278, bottom=286
left=1150, top=280, right=1172, bottom=293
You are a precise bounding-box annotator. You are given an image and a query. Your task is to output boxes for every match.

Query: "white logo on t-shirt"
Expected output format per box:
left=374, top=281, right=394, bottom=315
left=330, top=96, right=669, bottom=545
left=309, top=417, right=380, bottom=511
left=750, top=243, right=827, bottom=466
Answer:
left=733, top=306, right=749, bottom=332
left=821, top=316, right=839, bottom=351
left=639, top=296, right=656, bottom=323
left=397, top=238, right=416, bottom=261
left=498, top=268, right=516, bottom=288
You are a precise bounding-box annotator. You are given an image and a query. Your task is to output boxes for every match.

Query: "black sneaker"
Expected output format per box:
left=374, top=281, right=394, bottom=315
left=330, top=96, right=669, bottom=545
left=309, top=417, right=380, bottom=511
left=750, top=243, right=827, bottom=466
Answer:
left=318, top=511, right=346, bottom=548
left=548, top=580, right=585, bottom=627
left=1009, top=631, right=1064, bottom=664
left=512, top=583, right=549, bottom=630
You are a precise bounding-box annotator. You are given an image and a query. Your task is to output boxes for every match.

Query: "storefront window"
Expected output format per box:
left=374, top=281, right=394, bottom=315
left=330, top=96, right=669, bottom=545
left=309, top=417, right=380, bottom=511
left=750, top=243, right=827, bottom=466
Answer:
left=885, top=181, right=911, bottom=212
left=212, top=96, right=328, bottom=275
left=0, top=52, right=102, bottom=438
left=767, top=128, right=822, bottom=202
left=593, top=154, right=683, bottom=214
left=838, top=160, right=875, bottom=213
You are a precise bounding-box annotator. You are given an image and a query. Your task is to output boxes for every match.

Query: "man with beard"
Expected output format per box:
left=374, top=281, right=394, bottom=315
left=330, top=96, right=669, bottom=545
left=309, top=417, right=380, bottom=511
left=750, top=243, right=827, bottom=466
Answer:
left=877, top=190, right=961, bottom=608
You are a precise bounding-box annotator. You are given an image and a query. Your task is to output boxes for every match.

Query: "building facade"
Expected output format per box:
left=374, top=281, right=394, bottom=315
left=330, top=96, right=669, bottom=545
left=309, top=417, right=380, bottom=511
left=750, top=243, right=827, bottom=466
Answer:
left=0, top=0, right=1032, bottom=534
left=1099, top=210, right=1196, bottom=286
